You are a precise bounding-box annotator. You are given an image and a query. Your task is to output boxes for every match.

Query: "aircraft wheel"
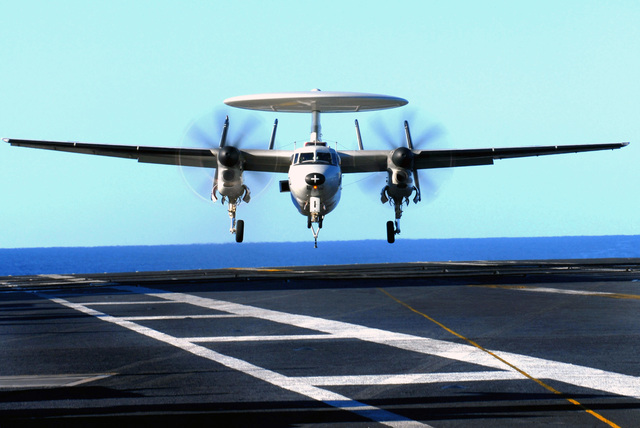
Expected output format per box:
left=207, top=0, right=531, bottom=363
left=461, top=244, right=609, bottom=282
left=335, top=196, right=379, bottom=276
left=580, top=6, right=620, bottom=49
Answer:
left=307, top=216, right=312, bottom=229
left=235, top=220, right=244, bottom=243
left=386, top=221, right=395, bottom=244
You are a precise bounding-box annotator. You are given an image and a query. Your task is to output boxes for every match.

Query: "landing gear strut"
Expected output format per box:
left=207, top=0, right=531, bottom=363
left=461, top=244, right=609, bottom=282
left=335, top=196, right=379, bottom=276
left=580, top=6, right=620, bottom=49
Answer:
left=384, top=193, right=406, bottom=244
left=228, top=203, right=244, bottom=243
left=382, top=184, right=420, bottom=244
left=386, top=210, right=402, bottom=244
left=214, top=183, right=251, bottom=244
left=308, top=213, right=323, bottom=248
left=307, top=196, right=324, bottom=248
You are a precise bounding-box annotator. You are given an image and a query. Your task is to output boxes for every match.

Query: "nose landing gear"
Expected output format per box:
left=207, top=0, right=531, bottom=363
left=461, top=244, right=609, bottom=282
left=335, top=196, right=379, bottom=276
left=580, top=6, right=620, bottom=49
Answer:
left=308, top=213, right=323, bottom=248
left=307, top=196, right=324, bottom=248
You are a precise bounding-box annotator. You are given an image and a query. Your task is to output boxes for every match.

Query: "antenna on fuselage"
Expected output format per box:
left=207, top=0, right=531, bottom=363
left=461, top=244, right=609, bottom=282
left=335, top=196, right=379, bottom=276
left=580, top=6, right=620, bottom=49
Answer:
left=268, top=119, right=278, bottom=150
left=355, top=119, right=364, bottom=150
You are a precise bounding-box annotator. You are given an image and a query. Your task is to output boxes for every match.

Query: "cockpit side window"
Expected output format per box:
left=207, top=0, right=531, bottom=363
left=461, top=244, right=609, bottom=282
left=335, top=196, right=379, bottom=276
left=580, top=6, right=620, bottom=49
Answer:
left=331, top=151, right=339, bottom=165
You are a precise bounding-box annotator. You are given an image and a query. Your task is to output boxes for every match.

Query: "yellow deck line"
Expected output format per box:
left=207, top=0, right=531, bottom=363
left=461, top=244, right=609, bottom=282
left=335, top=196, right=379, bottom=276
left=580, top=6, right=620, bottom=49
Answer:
left=379, top=288, right=623, bottom=428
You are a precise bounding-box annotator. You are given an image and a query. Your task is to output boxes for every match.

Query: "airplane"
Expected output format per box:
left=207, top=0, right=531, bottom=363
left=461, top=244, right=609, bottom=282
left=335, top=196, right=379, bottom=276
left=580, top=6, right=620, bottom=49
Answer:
left=4, top=90, right=629, bottom=247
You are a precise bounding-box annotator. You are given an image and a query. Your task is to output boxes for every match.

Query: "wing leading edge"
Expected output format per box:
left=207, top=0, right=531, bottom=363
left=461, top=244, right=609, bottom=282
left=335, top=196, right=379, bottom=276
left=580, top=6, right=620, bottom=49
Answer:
left=3, top=139, right=292, bottom=173
left=3, top=138, right=628, bottom=174
left=339, top=142, right=628, bottom=173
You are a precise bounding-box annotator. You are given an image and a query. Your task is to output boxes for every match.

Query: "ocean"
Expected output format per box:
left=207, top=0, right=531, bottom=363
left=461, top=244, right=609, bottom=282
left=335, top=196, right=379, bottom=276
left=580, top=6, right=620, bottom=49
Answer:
left=1, top=236, right=639, bottom=277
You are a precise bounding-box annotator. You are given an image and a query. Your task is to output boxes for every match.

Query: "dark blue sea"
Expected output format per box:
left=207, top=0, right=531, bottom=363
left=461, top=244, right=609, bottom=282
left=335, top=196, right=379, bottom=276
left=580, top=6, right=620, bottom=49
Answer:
left=1, top=236, right=639, bottom=276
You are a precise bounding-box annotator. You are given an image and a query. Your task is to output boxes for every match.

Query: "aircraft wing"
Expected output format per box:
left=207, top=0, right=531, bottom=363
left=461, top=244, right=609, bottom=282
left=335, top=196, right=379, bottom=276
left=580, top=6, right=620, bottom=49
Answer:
left=338, top=150, right=388, bottom=173
left=339, top=142, right=628, bottom=173
left=3, top=139, right=293, bottom=173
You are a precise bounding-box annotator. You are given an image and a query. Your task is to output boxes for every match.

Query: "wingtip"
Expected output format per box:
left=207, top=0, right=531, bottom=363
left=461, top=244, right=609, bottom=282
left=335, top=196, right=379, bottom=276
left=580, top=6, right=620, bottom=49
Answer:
left=2, top=138, right=9, bottom=143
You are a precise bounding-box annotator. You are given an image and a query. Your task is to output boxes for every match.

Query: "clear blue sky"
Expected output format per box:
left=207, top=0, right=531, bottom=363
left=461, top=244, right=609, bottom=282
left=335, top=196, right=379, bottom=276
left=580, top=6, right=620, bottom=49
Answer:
left=1, top=1, right=638, bottom=248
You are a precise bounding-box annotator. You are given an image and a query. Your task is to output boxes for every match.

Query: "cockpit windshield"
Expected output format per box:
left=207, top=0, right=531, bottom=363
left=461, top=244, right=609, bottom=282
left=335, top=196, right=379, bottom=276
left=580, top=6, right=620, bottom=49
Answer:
left=293, top=150, right=339, bottom=166
left=299, top=153, right=315, bottom=163
left=316, top=152, right=333, bottom=164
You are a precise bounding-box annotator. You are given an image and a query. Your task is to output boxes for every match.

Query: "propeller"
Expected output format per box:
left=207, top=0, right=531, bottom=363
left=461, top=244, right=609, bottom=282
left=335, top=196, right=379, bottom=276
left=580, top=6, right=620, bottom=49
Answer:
left=369, top=108, right=445, bottom=150
left=178, top=109, right=273, bottom=202
left=362, top=108, right=451, bottom=203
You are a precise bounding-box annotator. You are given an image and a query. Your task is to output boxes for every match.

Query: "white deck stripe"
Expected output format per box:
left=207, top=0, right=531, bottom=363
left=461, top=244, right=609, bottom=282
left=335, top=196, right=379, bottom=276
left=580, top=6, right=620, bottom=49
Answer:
left=83, top=301, right=181, bottom=305
left=475, top=285, right=640, bottom=299
left=43, top=293, right=429, bottom=428
left=0, top=374, right=112, bottom=388
left=114, top=285, right=640, bottom=399
left=297, top=371, right=524, bottom=386
left=120, top=314, right=240, bottom=321
left=189, top=334, right=332, bottom=342
left=524, top=286, right=619, bottom=296
left=517, top=286, right=639, bottom=298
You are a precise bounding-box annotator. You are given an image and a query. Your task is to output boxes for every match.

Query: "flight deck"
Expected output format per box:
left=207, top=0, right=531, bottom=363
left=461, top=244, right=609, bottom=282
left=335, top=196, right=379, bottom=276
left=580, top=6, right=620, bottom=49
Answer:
left=1, top=260, right=639, bottom=427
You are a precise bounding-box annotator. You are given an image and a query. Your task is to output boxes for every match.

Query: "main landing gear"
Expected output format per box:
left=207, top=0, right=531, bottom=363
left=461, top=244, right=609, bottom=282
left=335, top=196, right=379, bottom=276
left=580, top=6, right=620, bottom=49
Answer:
left=212, top=184, right=250, bottom=244
left=307, top=213, right=323, bottom=248
left=386, top=206, right=402, bottom=244
left=227, top=203, right=245, bottom=243
left=383, top=192, right=409, bottom=244
left=386, top=220, right=397, bottom=244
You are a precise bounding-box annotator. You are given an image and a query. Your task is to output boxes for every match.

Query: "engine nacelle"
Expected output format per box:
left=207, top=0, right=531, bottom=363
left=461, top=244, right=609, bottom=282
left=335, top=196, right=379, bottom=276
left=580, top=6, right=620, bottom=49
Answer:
left=213, top=146, right=250, bottom=204
left=387, top=147, right=415, bottom=191
left=218, top=146, right=241, bottom=167
left=381, top=147, right=417, bottom=204
left=391, top=168, right=411, bottom=189
left=383, top=166, right=415, bottom=198
left=391, top=146, right=413, bottom=169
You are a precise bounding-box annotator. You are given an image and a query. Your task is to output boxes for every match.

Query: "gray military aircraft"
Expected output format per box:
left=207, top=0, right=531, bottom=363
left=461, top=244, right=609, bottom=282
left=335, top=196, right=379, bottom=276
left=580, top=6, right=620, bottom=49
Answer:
left=4, top=90, right=628, bottom=247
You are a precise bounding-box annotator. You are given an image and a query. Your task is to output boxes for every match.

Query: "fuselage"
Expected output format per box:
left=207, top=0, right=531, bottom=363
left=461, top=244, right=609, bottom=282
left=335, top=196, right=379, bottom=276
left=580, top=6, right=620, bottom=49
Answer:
left=287, top=142, right=341, bottom=217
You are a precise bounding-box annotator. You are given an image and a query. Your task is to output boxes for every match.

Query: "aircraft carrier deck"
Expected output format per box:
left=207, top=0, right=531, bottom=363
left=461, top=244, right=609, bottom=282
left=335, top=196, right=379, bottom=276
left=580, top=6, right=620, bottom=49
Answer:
left=1, top=259, right=639, bottom=427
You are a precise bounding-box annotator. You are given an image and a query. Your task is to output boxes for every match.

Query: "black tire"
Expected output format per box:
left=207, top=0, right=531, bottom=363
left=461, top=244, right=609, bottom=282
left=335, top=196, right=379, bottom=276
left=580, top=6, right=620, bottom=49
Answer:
left=386, top=221, right=395, bottom=244
left=235, top=220, right=244, bottom=243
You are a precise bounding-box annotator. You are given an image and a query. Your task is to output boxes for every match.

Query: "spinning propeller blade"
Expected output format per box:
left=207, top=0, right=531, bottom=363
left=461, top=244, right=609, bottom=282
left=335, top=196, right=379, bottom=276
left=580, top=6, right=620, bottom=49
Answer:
left=364, top=109, right=451, bottom=202
left=179, top=109, right=273, bottom=202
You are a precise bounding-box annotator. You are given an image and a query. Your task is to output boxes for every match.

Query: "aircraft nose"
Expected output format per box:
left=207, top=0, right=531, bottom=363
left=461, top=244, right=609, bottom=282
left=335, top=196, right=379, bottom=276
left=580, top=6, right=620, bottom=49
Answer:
left=305, top=173, right=325, bottom=186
